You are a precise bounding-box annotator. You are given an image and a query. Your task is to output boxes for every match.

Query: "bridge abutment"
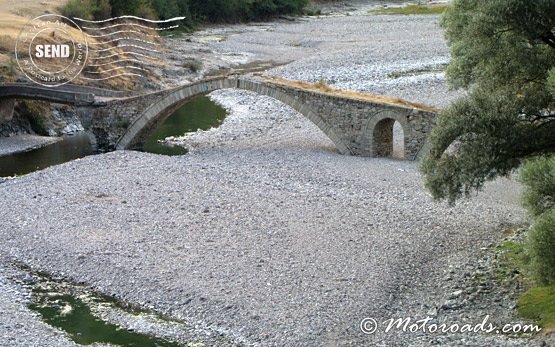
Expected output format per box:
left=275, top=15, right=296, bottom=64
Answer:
left=0, top=99, right=15, bottom=125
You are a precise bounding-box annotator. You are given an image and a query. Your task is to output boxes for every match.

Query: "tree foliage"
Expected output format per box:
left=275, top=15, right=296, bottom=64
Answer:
left=520, top=156, right=555, bottom=217
left=109, top=0, right=307, bottom=23
left=421, top=0, right=555, bottom=204
left=64, top=0, right=307, bottom=28
left=528, top=208, right=555, bottom=285
left=520, top=156, right=555, bottom=284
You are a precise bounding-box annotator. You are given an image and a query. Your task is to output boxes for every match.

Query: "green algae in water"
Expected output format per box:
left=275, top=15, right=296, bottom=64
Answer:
left=143, top=95, right=227, bottom=156
left=28, top=288, right=182, bottom=347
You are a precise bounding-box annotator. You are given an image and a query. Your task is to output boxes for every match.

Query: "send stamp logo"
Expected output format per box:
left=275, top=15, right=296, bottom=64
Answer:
left=15, top=14, right=184, bottom=88
left=15, top=14, right=88, bottom=87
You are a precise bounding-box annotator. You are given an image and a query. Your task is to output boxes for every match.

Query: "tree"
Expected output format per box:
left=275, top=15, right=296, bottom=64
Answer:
left=152, top=0, right=180, bottom=20
left=421, top=0, right=555, bottom=204
left=109, top=0, right=157, bottom=19
left=93, top=0, right=112, bottom=20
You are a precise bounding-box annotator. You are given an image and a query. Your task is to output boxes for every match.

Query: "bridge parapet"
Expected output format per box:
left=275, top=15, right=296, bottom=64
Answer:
left=230, top=76, right=437, bottom=159
left=0, top=83, right=105, bottom=106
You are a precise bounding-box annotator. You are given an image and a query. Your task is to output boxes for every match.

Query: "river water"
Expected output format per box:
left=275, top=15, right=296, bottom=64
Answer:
left=0, top=133, right=94, bottom=177
left=0, top=96, right=226, bottom=177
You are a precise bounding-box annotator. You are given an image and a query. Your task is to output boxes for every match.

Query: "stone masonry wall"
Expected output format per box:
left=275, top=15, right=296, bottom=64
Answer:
left=94, top=76, right=436, bottom=159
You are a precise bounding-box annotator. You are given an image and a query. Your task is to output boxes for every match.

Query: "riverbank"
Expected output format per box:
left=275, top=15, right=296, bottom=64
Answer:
left=0, top=135, right=61, bottom=157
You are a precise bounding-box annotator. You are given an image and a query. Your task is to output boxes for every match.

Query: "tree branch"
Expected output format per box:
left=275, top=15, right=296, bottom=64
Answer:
left=541, top=31, right=555, bottom=49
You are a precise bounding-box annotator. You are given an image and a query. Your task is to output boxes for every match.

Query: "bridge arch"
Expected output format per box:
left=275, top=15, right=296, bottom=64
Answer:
left=362, top=109, right=409, bottom=159
left=115, top=78, right=351, bottom=154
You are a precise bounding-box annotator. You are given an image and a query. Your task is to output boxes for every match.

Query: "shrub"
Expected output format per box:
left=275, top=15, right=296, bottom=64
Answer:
left=64, top=0, right=308, bottom=27
left=528, top=210, right=555, bottom=285
left=93, top=0, right=112, bottom=20
left=153, top=0, right=181, bottom=20
left=109, top=0, right=156, bottom=18
left=548, top=68, right=555, bottom=98
left=520, top=156, right=555, bottom=217
left=273, top=0, right=308, bottom=15
left=182, top=59, right=203, bottom=72
left=314, top=78, right=332, bottom=92
left=61, top=0, right=97, bottom=20
left=135, top=3, right=159, bottom=20
left=17, top=101, right=51, bottom=136
left=189, top=0, right=247, bottom=23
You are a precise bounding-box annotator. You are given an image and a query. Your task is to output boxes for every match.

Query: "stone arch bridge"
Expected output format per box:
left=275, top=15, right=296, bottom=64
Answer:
left=0, top=76, right=437, bottom=160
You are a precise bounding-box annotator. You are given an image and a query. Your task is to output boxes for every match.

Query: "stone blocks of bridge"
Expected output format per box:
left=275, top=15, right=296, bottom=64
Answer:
left=101, top=76, right=436, bottom=160
left=0, top=99, right=15, bottom=125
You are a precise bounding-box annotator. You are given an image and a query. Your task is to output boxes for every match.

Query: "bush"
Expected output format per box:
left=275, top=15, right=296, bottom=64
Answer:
left=107, top=0, right=155, bottom=18
left=153, top=0, right=180, bottom=19
left=135, top=3, right=159, bottom=20
left=528, top=210, right=555, bottom=285
left=182, top=59, right=203, bottom=72
left=189, top=0, right=246, bottom=23
left=61, top=0, right=97, bottom=20
left=6, top=56, right=17, bottom=78
left=520, top=156, right=555, bottom=217
left=17, top=101, right=51, bottom=136
left=520, top=156, right=555, bottom=285
left=273, top=0, right=308, bottom=15
left=93, top=0, right=112, bottom=20
left=64, top=0, right=308, bottom=27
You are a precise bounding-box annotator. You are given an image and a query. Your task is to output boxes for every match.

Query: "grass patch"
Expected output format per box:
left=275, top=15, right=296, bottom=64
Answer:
left=518, top=285, right=555, bottom=333
left=369, top=4, right=447, bottom=15
left=498, top=240, right=530, bottom=271
left=314, top=78, right=333, bottom=92
left=496, top=231, right=555, bottom=333
left=496, top=239, right=530, bottom=283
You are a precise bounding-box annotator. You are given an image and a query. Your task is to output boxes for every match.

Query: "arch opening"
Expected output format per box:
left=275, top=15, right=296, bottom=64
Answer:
left=372, top=118, right=405, bottom=159
left=117, top=79, right=350, bottom=155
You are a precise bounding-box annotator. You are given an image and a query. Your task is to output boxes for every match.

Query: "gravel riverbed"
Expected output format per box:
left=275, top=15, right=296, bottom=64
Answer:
left=0, top=7, right=549, bottom=347
left=166, top=6, right=460, bottom=109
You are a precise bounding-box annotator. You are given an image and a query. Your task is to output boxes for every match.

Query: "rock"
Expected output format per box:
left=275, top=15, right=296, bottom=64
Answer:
left=441, top=299, right=461, bottom=310
left=449, top=290, right=463, bottom=299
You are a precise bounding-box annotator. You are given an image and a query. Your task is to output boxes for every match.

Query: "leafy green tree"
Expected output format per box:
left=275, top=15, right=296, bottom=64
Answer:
left=93, top=0, right=112, bottom=20
left=520, top=156, right=555, bottom=217
left=421, top=0, right=555, bottom=204
left=153, top=0, right=180, bottom=20
left=109, top=0, right=157, bottom=18
left=250, top=0, right=307, bottom=19
left=61, top=0, right=98, bottom=20
left=189, top=0, right=246, bottom=23
left=273, top=0, right=307, bottom=14
left=528, top=208, right=555, bottom=284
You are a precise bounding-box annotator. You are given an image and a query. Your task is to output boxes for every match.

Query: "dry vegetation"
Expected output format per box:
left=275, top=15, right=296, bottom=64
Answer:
left=0, top=0, right=163, bottom=90
left=261, top=74, right=438, bottom=112
left=0, top=0, right=69, bottom=64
